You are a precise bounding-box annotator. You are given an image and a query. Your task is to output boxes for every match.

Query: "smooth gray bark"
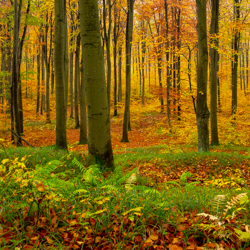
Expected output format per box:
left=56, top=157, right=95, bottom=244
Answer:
left=79, top=0, right=114, bottom=169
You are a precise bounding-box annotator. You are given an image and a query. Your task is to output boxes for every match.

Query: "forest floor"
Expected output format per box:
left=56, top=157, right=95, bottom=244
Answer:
left=1, top=97, right=250, bottom=249
left=1, top=94, right=250, bottom=154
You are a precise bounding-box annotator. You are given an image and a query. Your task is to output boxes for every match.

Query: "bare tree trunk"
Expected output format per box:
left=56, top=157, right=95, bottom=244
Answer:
left=122, top=0, right=134, bottom=142
left=79, top=52, right=87, bottom=144
left=231, top=0, right=240, bottom=116
left=12, top=0, right=22, bottom=145
left=210, top=0, right=219, bottom=145
left=118, top=46, right=122, bottom=102
left=74, top=33, right=80, bottom=128
left=196, top=0, right=210, bottom=152
left=36, top=51, right=40, bottom=114
left=54, top=0, right=68, bottom=149
left=79, top=0, right=114, bottom=169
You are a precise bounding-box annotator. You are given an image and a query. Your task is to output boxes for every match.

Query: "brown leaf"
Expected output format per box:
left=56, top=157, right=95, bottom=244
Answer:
left=134, top=235, right=142, bottom=244
left=177, top=224, right=186, bottom=232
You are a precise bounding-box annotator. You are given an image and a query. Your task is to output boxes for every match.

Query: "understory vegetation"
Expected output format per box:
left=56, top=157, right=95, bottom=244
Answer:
left=1, top=145, right=250, bottom=249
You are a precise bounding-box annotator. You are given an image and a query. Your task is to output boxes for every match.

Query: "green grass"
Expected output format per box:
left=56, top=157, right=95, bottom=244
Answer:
left=1, top=145, right=250, bottom=249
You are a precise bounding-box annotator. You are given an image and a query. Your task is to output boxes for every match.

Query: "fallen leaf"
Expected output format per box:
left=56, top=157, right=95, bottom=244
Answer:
left=150, top=233, right=159, bottom=241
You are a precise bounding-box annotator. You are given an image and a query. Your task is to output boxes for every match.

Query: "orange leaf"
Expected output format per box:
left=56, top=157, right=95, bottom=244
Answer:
left=89, top=218, right=96, bottom=226
left=168, top=244, right=183, bottom=250
left=45, top=236, right=53, bottom=244
left=150, top=233, right=159, bottom=241
left=36, top=183, right=45, bottom=192
left=177, top=224, right=186, bottom=231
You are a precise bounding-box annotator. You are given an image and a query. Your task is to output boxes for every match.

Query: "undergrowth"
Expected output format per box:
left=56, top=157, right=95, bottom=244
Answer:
left=0, top=146, right=250, bottom=249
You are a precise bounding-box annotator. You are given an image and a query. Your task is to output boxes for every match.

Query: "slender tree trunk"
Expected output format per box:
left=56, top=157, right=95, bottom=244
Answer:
left=141, top=24, right=146, bottom=106
left=54, top=0, right=68, bottom=149
left=70, top=51, right=74, bottom=118
left=74, top=33, right=80, bottom=128
left=210, top=0, right=219, bottom=145
left=103, top=0, right=112, bottom=110
left=231, top=0, right=240, bottom=116
left=51, top=55, right=55, bottom=95
left=12, top=0, right=22, bottom=145
left=122, top=0, right=134, bottom=142
left=176, top=7, right=181, bottom=120
left=196, top=0, right=210, bottom=152
left=36, top=52, right=40, bottom=114
left=118, top=46, right=122, bottom=102
left=246, top=42, right=249, bottom=89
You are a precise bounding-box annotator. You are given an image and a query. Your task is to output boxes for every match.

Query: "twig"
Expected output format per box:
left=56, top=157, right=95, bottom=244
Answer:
left=8, top=128, right=35, bottom=148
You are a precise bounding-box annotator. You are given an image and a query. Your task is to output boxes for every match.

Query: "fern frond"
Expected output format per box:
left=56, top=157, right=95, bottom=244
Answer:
left=73, top=158, right=86, bottom=173
left=224, top=192, right=247, bottom=216
left=197, top=212, right=220, bottom=222
left=212, top=194, right=227, bottom=218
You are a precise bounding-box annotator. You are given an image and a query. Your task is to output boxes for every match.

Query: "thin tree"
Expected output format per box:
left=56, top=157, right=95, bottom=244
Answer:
left=196, top=0, right=210, bottom=152
left=122, top=0, right=135, bottom=142
left=210, top=0, right=219, bottom=145
left=231, top=0, right=241, bottom=116
left=54, top=0, right=68, bottom=149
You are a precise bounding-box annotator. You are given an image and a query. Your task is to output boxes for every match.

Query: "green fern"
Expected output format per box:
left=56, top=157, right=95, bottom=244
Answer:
left=72, top=157, right=85, bottom=173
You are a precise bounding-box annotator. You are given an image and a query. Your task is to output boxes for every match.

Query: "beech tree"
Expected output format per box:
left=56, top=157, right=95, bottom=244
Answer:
left=79, top=0, right=114, bottom=169
left=231, top=0, right=240, bottom=116
left=210, top=0, right=219, bottom=145
left=54, top=0, right=68, bottom=149
left=196, top=0, right=210, bottom=152
left=122, top=0, right=135, bottom=143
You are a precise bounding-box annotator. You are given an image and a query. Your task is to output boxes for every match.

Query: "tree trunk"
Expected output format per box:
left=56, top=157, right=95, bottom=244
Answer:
left=74, top=33, right=80, bottom=129
left=210, top=0, right=219, bottom=145
left=36, top=51, right=40, bottom=114
left=122, top=0, right=134, bottom=142
left=231, top=0, right=240, bottom=116
left=12, top=0, right=22, bottom=146
left=54, top=0, right=68, bottom=149
left=118, top=46, right=122, bottom=102
left=79, top=52, right=87, bottom=145
left=196, top=0, right=210, bottom=152
left=103, top=0, right=112, bottom=110
left=79, top=0, right=114, bottom=169
left=70, top=51, right=74, bottom=118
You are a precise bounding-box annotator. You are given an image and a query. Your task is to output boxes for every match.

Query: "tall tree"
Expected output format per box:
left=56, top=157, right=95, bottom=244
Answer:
left=79, top=0, right=114, bottom=169
left=210, top=0, right=219, bottom=145
left=231, top=0, right=240, bottom=116
left=196, top=0, right=210, bottom=152
left=121, top=0, right=135, bottom=142
left=12, top=0, right=22, bottom=145
left=54, top=0, right=68, bottom=149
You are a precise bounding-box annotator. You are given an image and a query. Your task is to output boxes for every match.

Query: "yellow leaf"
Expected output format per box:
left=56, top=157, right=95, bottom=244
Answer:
left=1, top=159, right=9, bottom=164
left=122, top=207, right=143, bottom=216
left=86, top=209, right=107, bottom=217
